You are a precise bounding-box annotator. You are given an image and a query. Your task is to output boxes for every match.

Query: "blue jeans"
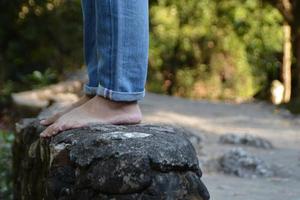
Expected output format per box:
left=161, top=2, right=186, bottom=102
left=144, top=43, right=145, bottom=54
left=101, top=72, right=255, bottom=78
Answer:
left=81, top=0, right=149, bottom=102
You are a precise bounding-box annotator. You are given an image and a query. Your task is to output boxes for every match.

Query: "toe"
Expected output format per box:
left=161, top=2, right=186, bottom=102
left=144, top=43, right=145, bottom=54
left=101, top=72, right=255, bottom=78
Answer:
left=40, top=123, right=60, bottom=138
left=72, top=122, right=87, bottom=129
left=59, top=121, right=85, bottom=132
left=40, top=114, right=59, bottom=126
left=58, top=123, right=71, bottom=132
left=40, top=119, right=51, bottom=126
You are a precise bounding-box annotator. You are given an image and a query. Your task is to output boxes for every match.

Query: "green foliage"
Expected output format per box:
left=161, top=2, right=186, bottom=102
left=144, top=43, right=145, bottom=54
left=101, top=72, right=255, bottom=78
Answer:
left=0, top=0, right=283, bottom=101
left=0, top=81, right=13, bottom=106
left=148, top=0, right=283, bottom=100
left=22, top=69, right=58, bottom=89
left=0, top=130, right=14, bottom=200
left=0, top=0, right=82, bottom=102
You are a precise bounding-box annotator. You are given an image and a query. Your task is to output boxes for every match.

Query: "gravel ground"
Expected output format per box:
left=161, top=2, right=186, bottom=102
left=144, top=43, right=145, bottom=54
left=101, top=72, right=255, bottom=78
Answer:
left=141, top=93, right=300, bottom=200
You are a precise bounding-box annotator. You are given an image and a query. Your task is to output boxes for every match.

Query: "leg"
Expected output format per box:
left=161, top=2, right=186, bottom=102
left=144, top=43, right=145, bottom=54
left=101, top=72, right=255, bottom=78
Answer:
left=40, top=0, right=149, bottom=137
left=82, top=0, right=100, bottom=94
left=86, top=0, right=149, bottom=101
left=40, top=0, right=97, bottom=125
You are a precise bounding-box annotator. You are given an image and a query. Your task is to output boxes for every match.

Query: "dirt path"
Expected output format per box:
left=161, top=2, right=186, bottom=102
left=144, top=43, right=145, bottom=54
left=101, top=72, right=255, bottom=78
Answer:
left=141, top=93, right=300, bottom=200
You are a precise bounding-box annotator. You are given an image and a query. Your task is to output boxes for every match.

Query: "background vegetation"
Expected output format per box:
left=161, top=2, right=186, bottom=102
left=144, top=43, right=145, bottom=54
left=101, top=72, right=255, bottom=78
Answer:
left=149, top=0, right=283, bottom=100
left=0, top=131, right=13, bottom=200
left=0, top=0, right=299, bottom=198
left=0, top=0, right=286, bottom=103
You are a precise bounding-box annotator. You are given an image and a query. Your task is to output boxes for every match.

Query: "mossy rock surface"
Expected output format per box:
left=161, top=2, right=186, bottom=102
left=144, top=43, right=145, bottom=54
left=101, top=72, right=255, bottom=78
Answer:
left=13, top=119, right=210, bottom=200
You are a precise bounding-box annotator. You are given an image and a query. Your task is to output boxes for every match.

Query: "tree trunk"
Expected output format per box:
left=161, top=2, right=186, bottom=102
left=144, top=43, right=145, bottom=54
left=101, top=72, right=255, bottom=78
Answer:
left=265, top=0, right=300, bottom=99
left=282, top=22, right=292, bottom=103
left=294, top=26, right=300, bottom=98
left=290, top=0, right=300, bottom=98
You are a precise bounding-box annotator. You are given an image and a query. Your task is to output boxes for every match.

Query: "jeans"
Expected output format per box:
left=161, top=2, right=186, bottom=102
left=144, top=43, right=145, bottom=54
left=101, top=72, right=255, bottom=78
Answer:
left=81, top=0, right=149, bottom=102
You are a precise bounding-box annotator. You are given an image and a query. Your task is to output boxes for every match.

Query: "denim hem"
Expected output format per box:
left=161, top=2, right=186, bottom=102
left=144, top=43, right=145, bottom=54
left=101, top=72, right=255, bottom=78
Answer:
left=84, top=84, right=98, bottom=96
left=84, top=84, right=145, bottom=102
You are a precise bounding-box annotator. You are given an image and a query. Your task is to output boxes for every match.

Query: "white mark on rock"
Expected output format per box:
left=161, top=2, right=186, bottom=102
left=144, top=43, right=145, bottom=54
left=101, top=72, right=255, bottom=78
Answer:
left=49, top=143, right=70, bottom=166
left=101, top=132, right=151, bottom=140
left=53, top=143, right=70, bottom=152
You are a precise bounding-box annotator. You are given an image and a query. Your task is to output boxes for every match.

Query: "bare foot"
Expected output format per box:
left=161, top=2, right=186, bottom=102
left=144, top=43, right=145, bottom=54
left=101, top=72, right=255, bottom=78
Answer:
left=40, top=95, right=93, bottom=126
left=40, top=96, right=142, bottom=138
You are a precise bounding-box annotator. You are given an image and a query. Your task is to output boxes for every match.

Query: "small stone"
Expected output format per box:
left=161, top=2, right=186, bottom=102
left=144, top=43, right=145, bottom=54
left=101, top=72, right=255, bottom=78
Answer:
left=219, top=134, right=273, bottom=149
left=219, top=148, right=273, bottom=178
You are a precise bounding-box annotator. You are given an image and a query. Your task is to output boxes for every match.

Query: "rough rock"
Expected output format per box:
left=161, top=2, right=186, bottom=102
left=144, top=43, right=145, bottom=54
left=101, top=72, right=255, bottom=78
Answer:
left=219, top=134, right=273, bottom=149
left=219, top=148, right=273, bottom=178
left=13, top=119, right=210, bottom=200
left=185, top=131, right=203, bottom=149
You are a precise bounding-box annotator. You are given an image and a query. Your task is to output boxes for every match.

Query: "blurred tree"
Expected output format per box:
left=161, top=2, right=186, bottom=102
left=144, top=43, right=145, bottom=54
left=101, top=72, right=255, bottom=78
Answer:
left=0, top=0, right=284, bottom=102
left=148, top=0, right=282, bottom=100
left=264, top=0, right=300, bottom=100
left=0, top=0, right=82, bottom=94
left=280, top=0, right=292, bottom=104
